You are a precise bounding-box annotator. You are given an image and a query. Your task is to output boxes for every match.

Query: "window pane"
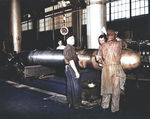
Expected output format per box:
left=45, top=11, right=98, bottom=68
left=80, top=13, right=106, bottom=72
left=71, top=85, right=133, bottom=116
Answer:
left=145, top=7, right=148, bottom=14
left=118, top=12, right=122, bottom=19
left=107, top=7, right=109, bottom=14
left=111, top=13, right=114, bottom=21
left=82, top=9, right=87, bottom=25
left=126, top=0, right=130, bottom=3
left=118, top=1, right=121, bottom=5
left=39, top=27, right=44, bottom=32
left=126, top=10, right=130, bottom=18
left=131, top=2, right=136, bottom=9
left=115, top=13, right=118, bottom=19
left=135, top=8, right=140, bottom=16
left=119, top=5, right=122, bottom=12
left=115, top=6, right=118, bottom=12
left=135, top=1, right=139, bottom=8
left=46, top=26, right=50, bottom=31
left=28, top=22, right=32, bottom=30
left=115, top=1, right=118, bottom=5
left=111, top=2, right=114, bottom=7
left=45, top=7, right=50, bottom=13
left=64, top=12, right=72, bottom=27
left=45, top=17, right=50, bottom=22
left=122, top=0, right=126, bottom=4
left=122, top=11, right=125, bottom=18
left=106, top=3, right=109, bottom=8
left=122, top=4, right=125, bottom=11
left=107, top=14, right=109, bottom=22
left=145, top=0, right=148, bottom=6
left=111, top=7, right=115, bottom=13
left=140, top=1, right=144, bottom=7
left=22, top=24, right=27, bottom=31
left=132, top=9, right=136, bottom=16
left=39, top=19, right=44, bottom=24
left=39, top=19, right=44, bottom=32
left=126, top=3, right=129, bottom=10
left=140, top=7, right=144, bottom=15
left=39, top=23, right=44, bottom=28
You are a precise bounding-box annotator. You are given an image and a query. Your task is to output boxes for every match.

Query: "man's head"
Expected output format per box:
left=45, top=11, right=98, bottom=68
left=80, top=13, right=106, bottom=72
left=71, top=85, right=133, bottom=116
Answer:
left=107, top=29, right=116, bottom=41
left=58, top=40, right=63, bottom=46
left=98, top=34, right=107, bottom=45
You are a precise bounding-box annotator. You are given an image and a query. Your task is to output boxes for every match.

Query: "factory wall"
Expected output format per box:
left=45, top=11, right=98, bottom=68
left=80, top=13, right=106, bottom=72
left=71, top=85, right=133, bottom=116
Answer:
left=21, top=14, right=149, bottom=50
left=107, top=14, right=149, bottom=41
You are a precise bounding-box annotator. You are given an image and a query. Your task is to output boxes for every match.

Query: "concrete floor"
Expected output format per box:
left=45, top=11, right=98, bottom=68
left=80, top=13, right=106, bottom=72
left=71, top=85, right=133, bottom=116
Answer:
left=0, top=78, right=150, bottom=119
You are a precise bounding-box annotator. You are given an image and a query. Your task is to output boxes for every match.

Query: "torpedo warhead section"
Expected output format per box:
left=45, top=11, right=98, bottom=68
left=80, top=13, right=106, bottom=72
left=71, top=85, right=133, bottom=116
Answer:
left=121, top=48, right=141, bottom=71
left=76, top=48, right=141, bottom=71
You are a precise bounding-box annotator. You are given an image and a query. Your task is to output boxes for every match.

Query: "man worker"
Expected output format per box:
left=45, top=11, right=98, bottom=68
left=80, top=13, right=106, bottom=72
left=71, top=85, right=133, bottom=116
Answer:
left=96, top=34, right=107, bottom=67
left=63, top=33, right=82, bottom=108
left=96, top=29, right=126, bottom=113
left=98, top=33, right=107, bottom=45
left=56, top=39, right=65, bottom=50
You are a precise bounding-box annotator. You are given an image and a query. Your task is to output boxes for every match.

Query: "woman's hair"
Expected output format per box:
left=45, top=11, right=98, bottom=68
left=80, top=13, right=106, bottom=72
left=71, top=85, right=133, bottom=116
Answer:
left=58, top=39, right=62, bottom=42
left=98, top=33, right=108, bottom=42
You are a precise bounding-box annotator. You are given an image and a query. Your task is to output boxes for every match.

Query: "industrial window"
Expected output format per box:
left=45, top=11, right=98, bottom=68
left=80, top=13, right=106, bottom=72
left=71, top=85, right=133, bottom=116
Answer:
left=131, top=0, right=149, bottom=17
left=45, top=6, right=53, bottom=13
left=40, top=1, right=72, bottom=32
left=55, top=14, right=63, bottom=29
left=65, top=12, right=72, bottom=27
left=110, top=0, right=130, bottom=21
left=21, top=14, right=33, bottom=31
left=82, top=9, right=87, bottom=25
left=22, top=21, right=27, bottom=31
left=107, top=0, right=149, bottom=21
left=28, top=20, right=33, bottom=30
left=39, top=18, right=45, bottom=32
left=43, top=13, right=72, bottom=32
left=106, top=3, right=110, bottom=22
left=45, top=16, right=53, bottom=31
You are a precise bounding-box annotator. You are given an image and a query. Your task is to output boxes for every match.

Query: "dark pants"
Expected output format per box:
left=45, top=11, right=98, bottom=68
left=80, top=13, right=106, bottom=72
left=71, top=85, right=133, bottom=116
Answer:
left=65, top=65, right=82, bottom=107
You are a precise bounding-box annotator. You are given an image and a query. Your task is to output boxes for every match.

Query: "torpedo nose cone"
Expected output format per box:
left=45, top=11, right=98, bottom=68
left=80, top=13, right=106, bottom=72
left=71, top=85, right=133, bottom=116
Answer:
left=121, top=48, right=141, bottom=71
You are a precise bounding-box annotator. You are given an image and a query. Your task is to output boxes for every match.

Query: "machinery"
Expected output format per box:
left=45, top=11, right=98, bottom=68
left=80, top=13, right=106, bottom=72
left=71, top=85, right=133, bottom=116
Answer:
left=15, top=48, right=141, bottom=76
left=0, top=47, right=141, bottom=108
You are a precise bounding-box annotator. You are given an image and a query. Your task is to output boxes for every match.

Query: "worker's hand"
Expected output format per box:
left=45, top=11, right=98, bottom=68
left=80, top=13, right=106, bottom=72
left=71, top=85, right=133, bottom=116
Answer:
left=78, top=60, right=83, bottom=67
left=96, top=55, right=101, bottom=60
left=75, top=72, right=80, bottom=79
left=96, top=55, right=102, bottom=64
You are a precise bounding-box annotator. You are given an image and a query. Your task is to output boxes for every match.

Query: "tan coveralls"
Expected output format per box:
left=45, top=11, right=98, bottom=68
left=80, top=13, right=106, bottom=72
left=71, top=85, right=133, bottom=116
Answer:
left=97, top=41, right=126, bottom=112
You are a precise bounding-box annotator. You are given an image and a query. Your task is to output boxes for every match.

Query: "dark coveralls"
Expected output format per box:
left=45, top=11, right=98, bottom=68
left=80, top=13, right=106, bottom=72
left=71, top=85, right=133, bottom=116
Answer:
left=63, top=44, right=82, bottom=107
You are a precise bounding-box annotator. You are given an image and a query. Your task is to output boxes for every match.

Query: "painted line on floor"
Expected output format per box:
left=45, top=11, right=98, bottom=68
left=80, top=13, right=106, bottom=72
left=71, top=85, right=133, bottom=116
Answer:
left=5, top=80, right=67, bottom=104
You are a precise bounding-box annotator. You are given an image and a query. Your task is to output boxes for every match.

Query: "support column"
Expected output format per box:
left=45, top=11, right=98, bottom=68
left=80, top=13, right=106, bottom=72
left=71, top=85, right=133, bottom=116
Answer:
left=72, top=8, right=82, bottom=47
left=86, top=0, right=106, bottom=49
left=9, top=0, right=22, bottom=53
left=32, top=9, right=39, bottom=42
